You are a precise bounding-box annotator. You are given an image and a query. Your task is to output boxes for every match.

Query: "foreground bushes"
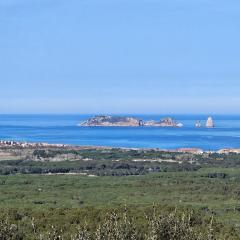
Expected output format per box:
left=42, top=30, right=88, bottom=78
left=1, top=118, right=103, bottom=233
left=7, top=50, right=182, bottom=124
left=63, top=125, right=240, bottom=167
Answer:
left=1, top=206, right=238, bottom=240
left=0, top=218, right=23, bottom=240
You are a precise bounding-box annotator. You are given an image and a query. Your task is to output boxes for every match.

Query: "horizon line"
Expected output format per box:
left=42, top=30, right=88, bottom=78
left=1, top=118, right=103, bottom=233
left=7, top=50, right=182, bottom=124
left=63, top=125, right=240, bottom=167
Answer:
left=0, top=113, right=239, bottom=116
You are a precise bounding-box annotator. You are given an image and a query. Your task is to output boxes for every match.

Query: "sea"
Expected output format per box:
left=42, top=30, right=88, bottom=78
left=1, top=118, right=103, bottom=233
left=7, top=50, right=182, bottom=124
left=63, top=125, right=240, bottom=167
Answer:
left=0, top=114, right=240, bottom=151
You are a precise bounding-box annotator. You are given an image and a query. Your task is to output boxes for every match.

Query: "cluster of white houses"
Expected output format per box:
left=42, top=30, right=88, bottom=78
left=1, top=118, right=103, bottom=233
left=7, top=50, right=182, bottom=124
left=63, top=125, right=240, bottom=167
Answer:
left=0, top=140, right=67, bottom=148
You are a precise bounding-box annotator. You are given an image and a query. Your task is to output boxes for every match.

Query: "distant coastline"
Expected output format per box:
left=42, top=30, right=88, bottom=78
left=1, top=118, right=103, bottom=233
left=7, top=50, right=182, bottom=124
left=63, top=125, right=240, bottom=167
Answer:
left=0, top=140, right=239, bottom=155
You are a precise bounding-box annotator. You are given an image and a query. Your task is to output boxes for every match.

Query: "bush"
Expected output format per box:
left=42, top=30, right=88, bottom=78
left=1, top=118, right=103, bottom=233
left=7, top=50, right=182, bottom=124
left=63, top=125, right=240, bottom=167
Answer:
left=0, top=218, right=23, bottom=240
left=30, top=208, right=223, bottom=240
left=0, top=207, right=238, bottom=240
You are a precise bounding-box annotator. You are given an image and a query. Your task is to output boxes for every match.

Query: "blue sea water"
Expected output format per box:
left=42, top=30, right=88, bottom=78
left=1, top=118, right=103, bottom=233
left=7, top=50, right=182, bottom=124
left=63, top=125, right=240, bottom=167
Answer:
left=0, top=114, right=240, bottom=150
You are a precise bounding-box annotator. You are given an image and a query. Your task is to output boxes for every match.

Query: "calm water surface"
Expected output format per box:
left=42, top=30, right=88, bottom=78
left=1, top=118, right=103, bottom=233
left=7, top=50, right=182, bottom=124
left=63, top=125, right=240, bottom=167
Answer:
left=0, top=114, right=239, bottom=150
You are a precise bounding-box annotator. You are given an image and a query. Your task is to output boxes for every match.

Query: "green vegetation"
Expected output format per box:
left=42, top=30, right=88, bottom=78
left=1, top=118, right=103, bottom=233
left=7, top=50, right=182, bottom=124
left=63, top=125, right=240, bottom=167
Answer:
left=1, top=206, right=237, bottom=239
left=1, top=147, right=240, bottom=238
left=1, top=147, right=240, bottom=176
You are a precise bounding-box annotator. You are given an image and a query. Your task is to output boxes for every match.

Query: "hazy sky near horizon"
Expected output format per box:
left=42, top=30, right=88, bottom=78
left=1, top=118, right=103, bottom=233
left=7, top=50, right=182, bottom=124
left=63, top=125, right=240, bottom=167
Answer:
left=0, top=0, right=240, bottom=114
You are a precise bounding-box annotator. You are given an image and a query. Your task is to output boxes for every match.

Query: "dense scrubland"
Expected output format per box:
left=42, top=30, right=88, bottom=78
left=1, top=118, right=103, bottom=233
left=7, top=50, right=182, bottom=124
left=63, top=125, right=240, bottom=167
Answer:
left=1, top=147, right=240, bottom=239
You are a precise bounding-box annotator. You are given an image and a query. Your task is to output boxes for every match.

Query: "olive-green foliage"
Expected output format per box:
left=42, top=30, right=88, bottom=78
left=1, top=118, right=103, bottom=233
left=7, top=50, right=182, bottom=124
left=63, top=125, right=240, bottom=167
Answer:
left=1, top=148, right=240, bottom=239
left=1, top=148, right=240, bottom=176
left=2, top=149, right=240, bottom=176
left=0, top=207, right=235, bottom=240
left=0, top=218, right=23, bottom=240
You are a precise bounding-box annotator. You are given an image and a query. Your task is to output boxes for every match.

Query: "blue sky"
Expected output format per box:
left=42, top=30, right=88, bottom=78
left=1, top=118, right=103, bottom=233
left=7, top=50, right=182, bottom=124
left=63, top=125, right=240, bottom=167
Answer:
left=0, top=0, right=240, bottom=114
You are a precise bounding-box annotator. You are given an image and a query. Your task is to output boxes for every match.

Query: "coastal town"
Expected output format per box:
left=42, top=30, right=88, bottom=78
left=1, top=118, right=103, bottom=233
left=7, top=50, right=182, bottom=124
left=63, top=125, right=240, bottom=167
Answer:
left=0, top=140, right=239, bottom=155
left=0, top=140, right=67, bottom=148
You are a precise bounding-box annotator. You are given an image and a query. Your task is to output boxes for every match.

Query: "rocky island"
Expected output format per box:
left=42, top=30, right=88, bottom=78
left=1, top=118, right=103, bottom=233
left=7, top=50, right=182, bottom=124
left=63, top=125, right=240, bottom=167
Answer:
left=206, top=116, right=214, bottom=128
left=79, top=115, right=183, bottom=127
left=144, top=117, right=183, bottom=127
left=79, top=115, right=143, bottom=127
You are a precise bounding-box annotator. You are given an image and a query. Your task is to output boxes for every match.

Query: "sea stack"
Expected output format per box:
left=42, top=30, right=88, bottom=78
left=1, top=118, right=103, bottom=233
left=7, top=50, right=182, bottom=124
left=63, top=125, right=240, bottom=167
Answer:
left=195, top=121, right=201, bottom=128
left=206, top=116, right=214, bottom=128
